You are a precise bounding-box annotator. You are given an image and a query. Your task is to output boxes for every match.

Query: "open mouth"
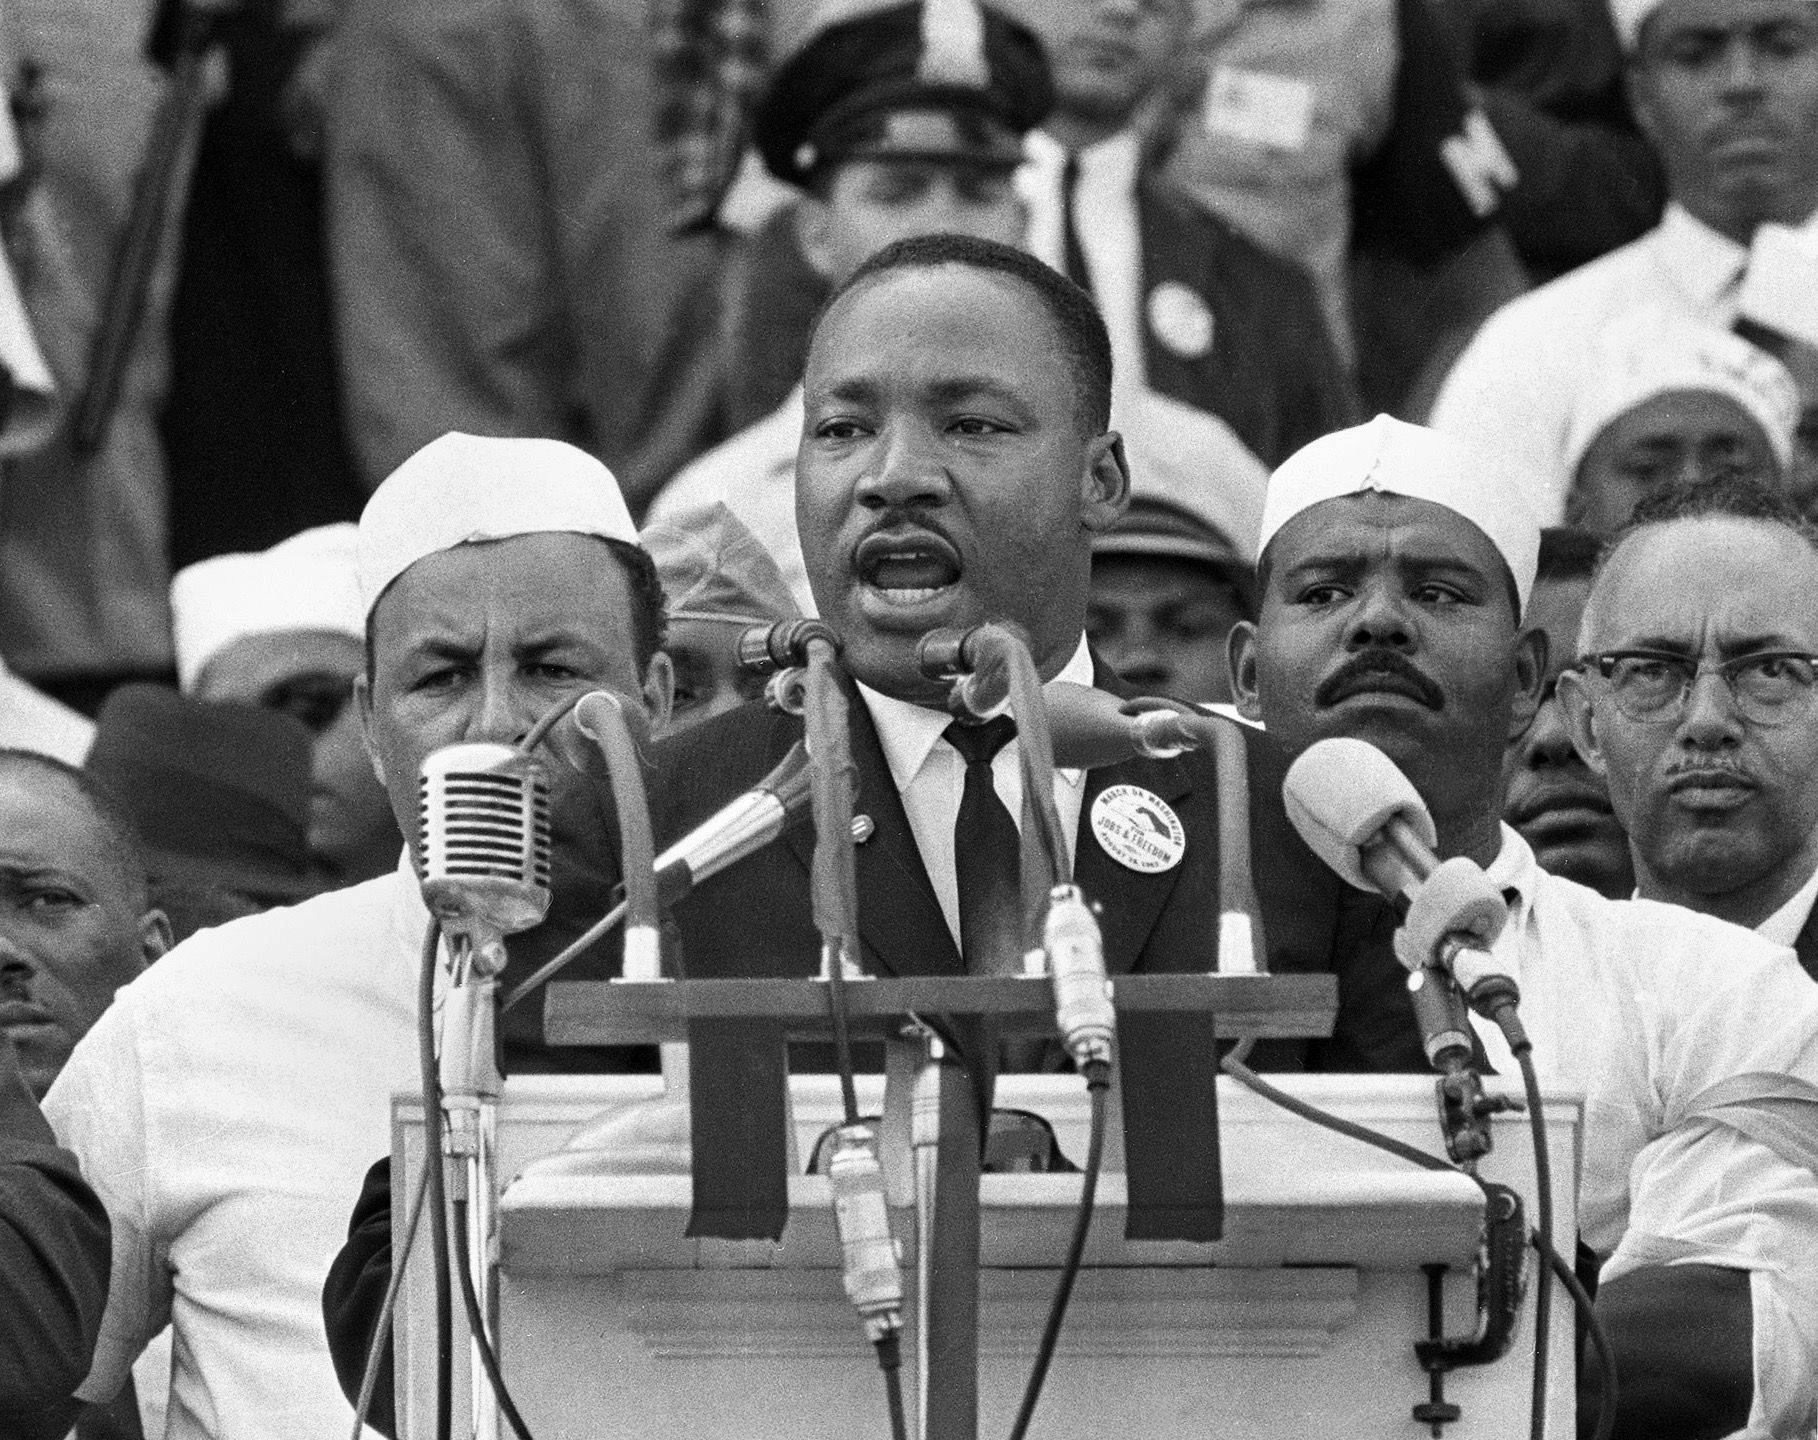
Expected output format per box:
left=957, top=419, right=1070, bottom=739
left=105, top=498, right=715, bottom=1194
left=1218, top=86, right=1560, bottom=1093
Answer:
left=854, top=531, right=962, bottom=607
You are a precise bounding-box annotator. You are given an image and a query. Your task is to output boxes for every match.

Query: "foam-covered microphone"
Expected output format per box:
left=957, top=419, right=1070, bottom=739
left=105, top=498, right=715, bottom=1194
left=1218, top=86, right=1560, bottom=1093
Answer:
left=418, top=742, right=552, bottom=974
left=1281, top=738, right=1521, bottom=1024
left=1043, top=682, right=1204, bottom=768
left=652, top=741, right=813, bottom=905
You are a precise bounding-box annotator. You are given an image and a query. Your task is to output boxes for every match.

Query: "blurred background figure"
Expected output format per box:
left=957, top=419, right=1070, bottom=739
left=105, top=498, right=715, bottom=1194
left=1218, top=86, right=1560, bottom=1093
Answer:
left=325, top=0, right=715, bottom=511
left=643, top=502, right=799, bottom=734
left=1562, top=312, right=1799, bottom=534
left=1502, top=527, right=1633, bottom=897
left=0, top=749, right=168, bottom=1099
left=1734, top=220, right=1818, bottom=510
left=170, top=523, right=400, bottom=886
left=1016, top=0, right=1357, bottom=465
left=1088, top=487, right=1254, bottom=706
left=0, top=659, right=93, bottom=764
left=85, top=685, right=319, bottom=939
left=1431, top=0, right=1818, bottom=516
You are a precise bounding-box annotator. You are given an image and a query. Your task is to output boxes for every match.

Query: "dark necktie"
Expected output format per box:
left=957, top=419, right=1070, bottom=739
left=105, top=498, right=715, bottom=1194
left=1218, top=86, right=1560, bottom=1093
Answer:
left=1060, top=151, right=1093, bottom=295
left=944, top=717, right=1022, bottom=976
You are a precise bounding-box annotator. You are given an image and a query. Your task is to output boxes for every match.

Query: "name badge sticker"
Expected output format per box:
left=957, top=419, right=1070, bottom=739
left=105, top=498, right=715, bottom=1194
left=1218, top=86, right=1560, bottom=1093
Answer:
left=1091, top=784, right=1186, bottom=874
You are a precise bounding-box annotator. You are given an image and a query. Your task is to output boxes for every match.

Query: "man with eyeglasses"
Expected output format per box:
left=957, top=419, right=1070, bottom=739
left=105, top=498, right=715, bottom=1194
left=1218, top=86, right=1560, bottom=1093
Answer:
left=1561, top=475, right=1818, bottom=967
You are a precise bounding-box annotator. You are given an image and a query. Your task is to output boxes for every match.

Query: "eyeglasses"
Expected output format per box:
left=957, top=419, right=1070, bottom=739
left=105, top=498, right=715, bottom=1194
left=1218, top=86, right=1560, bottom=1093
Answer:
left=1576, top=649, right=1818, bottom=726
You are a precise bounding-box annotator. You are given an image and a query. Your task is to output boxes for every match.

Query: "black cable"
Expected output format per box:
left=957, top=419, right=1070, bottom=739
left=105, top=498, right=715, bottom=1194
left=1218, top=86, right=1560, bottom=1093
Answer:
left=875, top=1331, right=910, bottom=1440
left=451, top=1197, right=538, bottom=1440
left=1220, top=1043, right=1485, bottom=1188
left=1008, top=1061, right=1112, bottom=1440
left=1513, top=1042, right=1553, bottom=1440
left=348, top=1162, right=431, bottom=1440
left=416, top=921, right=453, bottom=1440
left=1536, top=1234, right=1618, bottom=1440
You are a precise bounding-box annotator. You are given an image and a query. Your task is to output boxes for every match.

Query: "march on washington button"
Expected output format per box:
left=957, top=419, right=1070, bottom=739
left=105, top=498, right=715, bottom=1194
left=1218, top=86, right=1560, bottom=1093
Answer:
left=1089, top=784, right=1186, bottom=874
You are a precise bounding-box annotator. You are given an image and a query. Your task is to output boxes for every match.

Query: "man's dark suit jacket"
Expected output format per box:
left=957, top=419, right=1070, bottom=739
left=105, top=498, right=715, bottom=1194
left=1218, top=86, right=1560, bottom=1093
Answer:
left=0, top=1033, right=111, bottom=1440
left=322, top=672, right=1425, bottom=1432
left=1134, top=178, right=1360, bottom=469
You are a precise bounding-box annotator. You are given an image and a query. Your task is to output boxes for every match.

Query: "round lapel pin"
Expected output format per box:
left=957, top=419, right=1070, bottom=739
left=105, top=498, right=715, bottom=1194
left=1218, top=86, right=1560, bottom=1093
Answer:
left=1146, top=280, right=1216, bottom=361
left=1090, top=784, right=1186, bottom=873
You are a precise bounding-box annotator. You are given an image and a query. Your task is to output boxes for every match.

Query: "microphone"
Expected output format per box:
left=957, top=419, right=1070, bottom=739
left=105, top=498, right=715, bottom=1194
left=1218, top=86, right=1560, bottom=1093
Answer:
left=1044, top=884, right=1116, bottom=1070
left=737, top=618, right=841, bottom=675
left=1043, top=682, right=1203, bottom=768
left=826, top=1123, right=905, bottom=1344
left=418, top=742, right=552, bottom=974
left=652, top=741, right=813, bottom=905
left=1281, top=738, right=1521, bottom=1024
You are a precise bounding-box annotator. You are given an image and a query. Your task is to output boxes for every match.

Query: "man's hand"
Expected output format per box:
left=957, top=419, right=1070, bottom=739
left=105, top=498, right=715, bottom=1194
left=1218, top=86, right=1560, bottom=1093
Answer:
left=1583, top=1263, right=1753, bottom=1440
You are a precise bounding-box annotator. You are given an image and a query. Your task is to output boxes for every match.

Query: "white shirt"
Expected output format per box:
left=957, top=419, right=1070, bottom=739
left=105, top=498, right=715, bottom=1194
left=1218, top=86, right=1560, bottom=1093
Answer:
left=45, top=860, right=430, bottom=1440
left=1469, top=825, right=1818, bottom=1434
left=1758, top=859, right=1818, bottom=951
left=0, top=657, right=91, bottom=764
left=857, top=635, right=1094, bottom=949
left=1022, top=128, right=1147, bottom=403
left=1430, top=203, right=1818, bottom=519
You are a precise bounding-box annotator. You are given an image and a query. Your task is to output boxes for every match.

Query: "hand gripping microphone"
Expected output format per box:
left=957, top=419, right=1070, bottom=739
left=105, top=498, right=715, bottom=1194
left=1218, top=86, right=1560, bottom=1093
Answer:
left=1282, top=738, right=1523, bottom=1031
left=418, top=742, right=553, bottom=977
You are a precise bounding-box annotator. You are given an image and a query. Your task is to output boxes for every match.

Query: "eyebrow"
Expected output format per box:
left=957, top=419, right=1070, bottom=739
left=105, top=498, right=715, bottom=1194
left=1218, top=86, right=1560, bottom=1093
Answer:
left=1281, top=552, right=1490, bottom=583
left=817, top=374, right=1034, bottom=412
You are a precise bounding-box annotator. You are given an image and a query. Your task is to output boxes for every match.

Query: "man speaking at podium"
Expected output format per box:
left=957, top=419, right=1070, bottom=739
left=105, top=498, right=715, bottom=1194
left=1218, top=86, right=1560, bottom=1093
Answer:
left=1228, top=417, right=1818, bottom=1438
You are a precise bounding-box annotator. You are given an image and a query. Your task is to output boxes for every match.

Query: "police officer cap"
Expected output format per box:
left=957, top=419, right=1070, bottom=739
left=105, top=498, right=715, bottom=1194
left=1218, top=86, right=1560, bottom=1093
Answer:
left=755, top=0, right=1052, bottom=188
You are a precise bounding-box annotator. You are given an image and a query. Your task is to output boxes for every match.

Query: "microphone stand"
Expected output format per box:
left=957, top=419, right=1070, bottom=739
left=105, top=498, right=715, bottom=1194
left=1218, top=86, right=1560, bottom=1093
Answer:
left=438, top=929, right=505, bottom=1440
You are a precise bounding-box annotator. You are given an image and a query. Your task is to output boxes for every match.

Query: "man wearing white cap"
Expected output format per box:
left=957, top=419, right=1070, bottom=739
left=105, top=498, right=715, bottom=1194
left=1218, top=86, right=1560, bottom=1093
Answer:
left=1231, top=413, right=1818, bottom=1436
left=1562, top=311, right=1800, bottom=533
left=44, top=434, right=672, bottom=1440
left=1430, top=0, right=1818, bottom=518
left=172, top=524, right=404, bottom=887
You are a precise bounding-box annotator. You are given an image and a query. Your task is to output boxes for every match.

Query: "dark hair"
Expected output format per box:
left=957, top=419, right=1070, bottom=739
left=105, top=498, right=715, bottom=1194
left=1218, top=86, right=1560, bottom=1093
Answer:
left=1601, top=474, right=1818, bottom=574
left=812, top=232, right=1113, bottom=435
left=364, top=535, right=669, bottom=680
left=1535, top=526, right=1603, bottom=584
left=0, top=748, right=150, bottom=903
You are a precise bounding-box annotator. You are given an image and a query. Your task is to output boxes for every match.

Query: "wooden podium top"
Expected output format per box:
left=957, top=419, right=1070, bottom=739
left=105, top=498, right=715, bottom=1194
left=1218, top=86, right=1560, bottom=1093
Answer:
left=543, top=973, right=1338, bottom=1046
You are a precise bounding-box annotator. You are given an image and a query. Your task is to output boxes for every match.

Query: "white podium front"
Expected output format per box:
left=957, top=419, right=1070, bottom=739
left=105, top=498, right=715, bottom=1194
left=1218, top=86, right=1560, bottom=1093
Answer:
left=392, top=1073, right=1581, bottom=1439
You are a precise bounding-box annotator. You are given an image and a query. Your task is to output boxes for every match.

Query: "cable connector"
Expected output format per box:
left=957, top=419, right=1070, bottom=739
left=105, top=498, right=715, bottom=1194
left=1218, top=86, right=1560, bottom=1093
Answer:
left=1045, top=884, right=1115, bottom=1069
left=827, top=1124, right=904, bottom=1344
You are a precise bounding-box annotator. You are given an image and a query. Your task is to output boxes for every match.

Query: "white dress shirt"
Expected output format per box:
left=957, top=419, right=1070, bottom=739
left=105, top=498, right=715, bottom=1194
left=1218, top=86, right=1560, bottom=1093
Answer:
left=1021, top=128, right=1147, bottom=401
left=857, top=635, right=1094, bottom=950
left=1467, top=824, right=1818, bottom=1435
left=1430, top=202, right=1818, bottom=520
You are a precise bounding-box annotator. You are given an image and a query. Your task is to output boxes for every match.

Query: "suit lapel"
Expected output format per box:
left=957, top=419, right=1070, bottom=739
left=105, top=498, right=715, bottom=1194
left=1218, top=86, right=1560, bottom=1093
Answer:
left=1069, top=657, right=1198, bottom=974
left=783, top=686, right=962, bottom=978
left=1794, top=889, right=1818, bottom=985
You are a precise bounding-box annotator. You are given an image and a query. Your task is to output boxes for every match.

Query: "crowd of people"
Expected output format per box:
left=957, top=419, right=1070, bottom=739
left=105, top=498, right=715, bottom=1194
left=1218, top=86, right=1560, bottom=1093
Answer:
left=3, top=0, right=1818, bottom=1435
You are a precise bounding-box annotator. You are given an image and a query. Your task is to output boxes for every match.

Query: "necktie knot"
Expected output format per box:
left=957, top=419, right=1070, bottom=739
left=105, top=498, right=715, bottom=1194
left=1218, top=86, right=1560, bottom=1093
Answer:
left=945, top=716, right=1016, bottom=767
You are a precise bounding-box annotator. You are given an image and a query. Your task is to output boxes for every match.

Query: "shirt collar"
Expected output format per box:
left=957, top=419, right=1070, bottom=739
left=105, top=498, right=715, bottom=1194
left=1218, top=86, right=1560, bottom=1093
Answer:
left=1653, top=202, right=1752, bottom=308
left=1024, top=127, right=1141, bottom=193
left=858, top=633, right=1095, bottom=793
left=1756, top=853, right=1818, bottom=948
left=1484, top=822, right=1543, bottom=907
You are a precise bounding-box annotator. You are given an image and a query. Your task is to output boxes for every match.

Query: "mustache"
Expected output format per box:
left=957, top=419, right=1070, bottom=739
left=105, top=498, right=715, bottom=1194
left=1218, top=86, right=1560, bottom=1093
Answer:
left=1315, top=651, right=1444, bottom=711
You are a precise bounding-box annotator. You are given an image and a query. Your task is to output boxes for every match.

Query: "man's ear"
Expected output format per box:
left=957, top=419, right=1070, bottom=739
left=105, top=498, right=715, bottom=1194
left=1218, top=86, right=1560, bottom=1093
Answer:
left=1228, top=620, right=1263, bottom=723
left=1081, top=432, right=1131, bottom=533
left=354, top=671, right=385, bottom=787
left=139, top=908, right=173, bottom=965
left=1508, top=625, right=1548, bottom=740
left=795, top=195, right=842, bottom=283
left=1555, top=669, right=1609, bottom=777
left=641, top=651, right=675, bottom=737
